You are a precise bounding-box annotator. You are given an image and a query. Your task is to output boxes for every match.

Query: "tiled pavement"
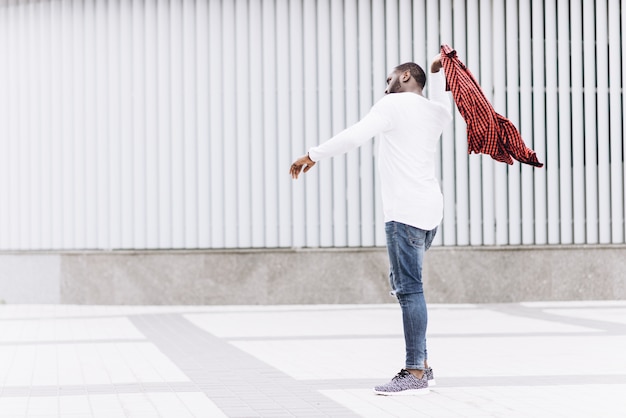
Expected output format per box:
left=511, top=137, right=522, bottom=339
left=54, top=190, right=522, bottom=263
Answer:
left=0, top=301, right=625, bottom=417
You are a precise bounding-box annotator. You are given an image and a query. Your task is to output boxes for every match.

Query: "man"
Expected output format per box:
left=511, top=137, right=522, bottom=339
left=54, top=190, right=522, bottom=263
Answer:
left=290, top=55, right=452, bottom=395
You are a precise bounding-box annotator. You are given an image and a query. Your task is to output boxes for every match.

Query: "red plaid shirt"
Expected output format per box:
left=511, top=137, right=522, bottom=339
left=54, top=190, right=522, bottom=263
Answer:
left=440, top=44, right=543, bottom=167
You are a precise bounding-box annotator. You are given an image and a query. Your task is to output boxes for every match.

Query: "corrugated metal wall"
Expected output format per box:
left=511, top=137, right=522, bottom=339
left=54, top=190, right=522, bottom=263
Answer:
left=0, top=0, right=624, bottom=250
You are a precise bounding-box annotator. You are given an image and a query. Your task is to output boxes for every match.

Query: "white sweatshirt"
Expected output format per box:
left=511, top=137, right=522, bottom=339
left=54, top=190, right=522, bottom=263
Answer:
left=308, top=70, right=452, bottom=230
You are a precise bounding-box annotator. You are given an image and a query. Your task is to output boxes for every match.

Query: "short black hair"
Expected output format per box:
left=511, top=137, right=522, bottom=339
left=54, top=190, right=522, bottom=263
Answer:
left=395, top=62, right=426, bottom=89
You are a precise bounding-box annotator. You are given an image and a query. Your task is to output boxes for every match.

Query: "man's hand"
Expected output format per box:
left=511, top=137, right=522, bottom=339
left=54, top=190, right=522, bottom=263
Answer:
left=290, top=154, right=316, bottom=179
left=430, top=54, right=442, bottom=73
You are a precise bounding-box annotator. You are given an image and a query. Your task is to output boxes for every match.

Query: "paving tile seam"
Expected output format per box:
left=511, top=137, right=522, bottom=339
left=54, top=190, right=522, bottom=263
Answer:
left=483, top=304, right=626, bottom=333
left=0, top=301, right=621, bottom=321
left=2, top=376, right=625, bottom=399
left=223, top=331, right=611, bottom=342
left=0, top=339, right=147, bottom=346
left=0, top=382, right=201, bottom=397
left=0, top=303, right=484, bottom=322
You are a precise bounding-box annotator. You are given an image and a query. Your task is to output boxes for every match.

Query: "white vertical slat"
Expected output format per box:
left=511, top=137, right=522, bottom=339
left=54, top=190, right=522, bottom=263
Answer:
left=425, top=0, right=439, bottom=67
left=261, top=0, right=278, bottom=247
left=50, top=0, right=64, bottom=248
left=156, top=0, right=172, bottom=248
left=248, top=0, right=264, bottom=247
left=235, top=0, right=251, bottom=247
left=18, top=1, right=29, bottom=248
left=119, top=0, right=133, bottom=249
left=358, top=0, right=375, bottom=247
left=8, top=0, right=18, bottom=248
left=439, top=0, right=455, bottom=246
left=506, top=0, right=521, bottom=245
left=107, top=0, right=121, bottom=249
left=622, top=0, right=626, bottom=242
left=39, top=0, right=52, bottom=249
left=144, top=0, right=159, bottom=248
left=608, top=0, right=624, bottom=243
left=467, top=0, right=482, bottom=246
left=223, top=1, right=240, bottom=248
left=289, top=0, right=305, bottom=247
left=479, top=0, right=495, bottom=245
left=345, top=0, right=360, bottom=247
left=83, top=0, right=97, bottom=248
left=570, top=0, right=585, bottom=244
left=595, top=0, right=611, bottom=244
left=195, top=0, right=209, bottom=248
left=132, top=0, right=147, bottom=248
left=18, top=0, right=30, bottom=249
left=13, top=0, right=22, bottom=248
left=72, top=0, right=85, bottom=248
left=532, top=0, right=547, bottom=245
left=398, top=0, right=412, bottom=63
left=0, top=2, right=6, bottom=249
left=453, top=0, right=469, bottom=246
left=330, top=0, right=347, bottom=247
left=183, top=0, right=199, bottom=248
left=275, top=0, right=291, bottom=247
left=303, top=0, right=320, bottom=247
left=316, top=0, right=333, bottom=247
left=493, top=0, right=508, bottom=245
left=28, top=1, right=42, bottom=248
left=557, top=0, right=572, bottom=244
left=0, top=1, right=8, bottom=249
left=545, top=0, right=560, bottom=244
left=519, top=0, right=535, bottom=245
left=208, top=0, right=224, bottom=247
left=583, top=0, right=598, bottom=244
left=170, top=0, right=185, bottom=248
left=385, top=0, right=398, bottom=69
left=223, top=0, right=239, bottom=248
left=372, top=0, right=386, bottom=247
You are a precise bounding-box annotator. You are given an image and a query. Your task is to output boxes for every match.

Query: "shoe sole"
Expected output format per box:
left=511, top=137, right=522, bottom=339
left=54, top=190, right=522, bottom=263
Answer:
left=373, top=388, right=430, bottom=396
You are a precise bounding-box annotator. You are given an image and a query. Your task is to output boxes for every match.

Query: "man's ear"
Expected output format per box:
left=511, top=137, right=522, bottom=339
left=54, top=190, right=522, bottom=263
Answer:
left=401, top=70, right=411, bottom=83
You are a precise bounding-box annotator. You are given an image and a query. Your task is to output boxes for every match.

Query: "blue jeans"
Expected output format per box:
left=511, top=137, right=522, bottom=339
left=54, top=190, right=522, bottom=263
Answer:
left=385, top=221, right=437, bottom=371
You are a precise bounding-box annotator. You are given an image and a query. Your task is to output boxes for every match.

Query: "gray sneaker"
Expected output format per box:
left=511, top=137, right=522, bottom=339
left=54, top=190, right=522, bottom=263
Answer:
left=373, top=369, right=430, bottom=396
left=425, top=367, right=436, bottom=386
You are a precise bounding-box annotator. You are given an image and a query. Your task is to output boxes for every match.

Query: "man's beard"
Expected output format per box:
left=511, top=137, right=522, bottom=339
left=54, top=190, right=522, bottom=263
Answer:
left=389, top=79, right=402, bottom=93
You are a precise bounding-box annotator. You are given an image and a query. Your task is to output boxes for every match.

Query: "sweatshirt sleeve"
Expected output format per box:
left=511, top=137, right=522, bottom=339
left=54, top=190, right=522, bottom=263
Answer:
left=428, top=70, right=453, bottom=119
left=308, top=105, right=391, bottom=162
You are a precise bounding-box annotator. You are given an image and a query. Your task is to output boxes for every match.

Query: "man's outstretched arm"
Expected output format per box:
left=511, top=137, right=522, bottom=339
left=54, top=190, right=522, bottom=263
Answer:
left=289, top=108, right=390, bottom=179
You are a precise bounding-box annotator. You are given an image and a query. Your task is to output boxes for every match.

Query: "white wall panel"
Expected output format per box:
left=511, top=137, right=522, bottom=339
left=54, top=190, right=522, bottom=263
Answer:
left=467, top=0, right=482, bottom=247
left=531, top=0, right=547, bottom=245
left=479, top=0, right=494, bottom=246
left=519, top=0, right=534, bottom=245
left=358, top=0, right=375, bottom=247
left=571, top=0, right=585, bottom=244
left=492, top=0, right=508, bottom=245
left=0, top=0, right=624, bottom=250
left=557, top=0, right=572, bottom=245
left=545, top=0, right=560, bottom=245
left=453, top=0, right=469, bottom=246
left=608, top=0, right=624, bottom=243
left=596, top=0, right=611, bottom=244
left=506, top=0, right=521, bottom=246
left=583, top=0, right=598, bottom=244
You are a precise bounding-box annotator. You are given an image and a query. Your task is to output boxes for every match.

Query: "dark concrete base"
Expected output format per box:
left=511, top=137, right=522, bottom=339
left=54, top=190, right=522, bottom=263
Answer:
left=1, top=245, right=625, bottom=304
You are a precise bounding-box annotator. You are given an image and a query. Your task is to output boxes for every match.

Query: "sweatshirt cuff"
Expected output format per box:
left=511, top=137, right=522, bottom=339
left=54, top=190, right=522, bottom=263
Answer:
left=307, top=149, right=320, bottom=162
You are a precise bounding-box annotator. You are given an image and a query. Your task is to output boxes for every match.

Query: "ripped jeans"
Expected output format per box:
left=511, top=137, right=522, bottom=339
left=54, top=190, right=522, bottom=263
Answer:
left=385, top=221, right=437, bottom=371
